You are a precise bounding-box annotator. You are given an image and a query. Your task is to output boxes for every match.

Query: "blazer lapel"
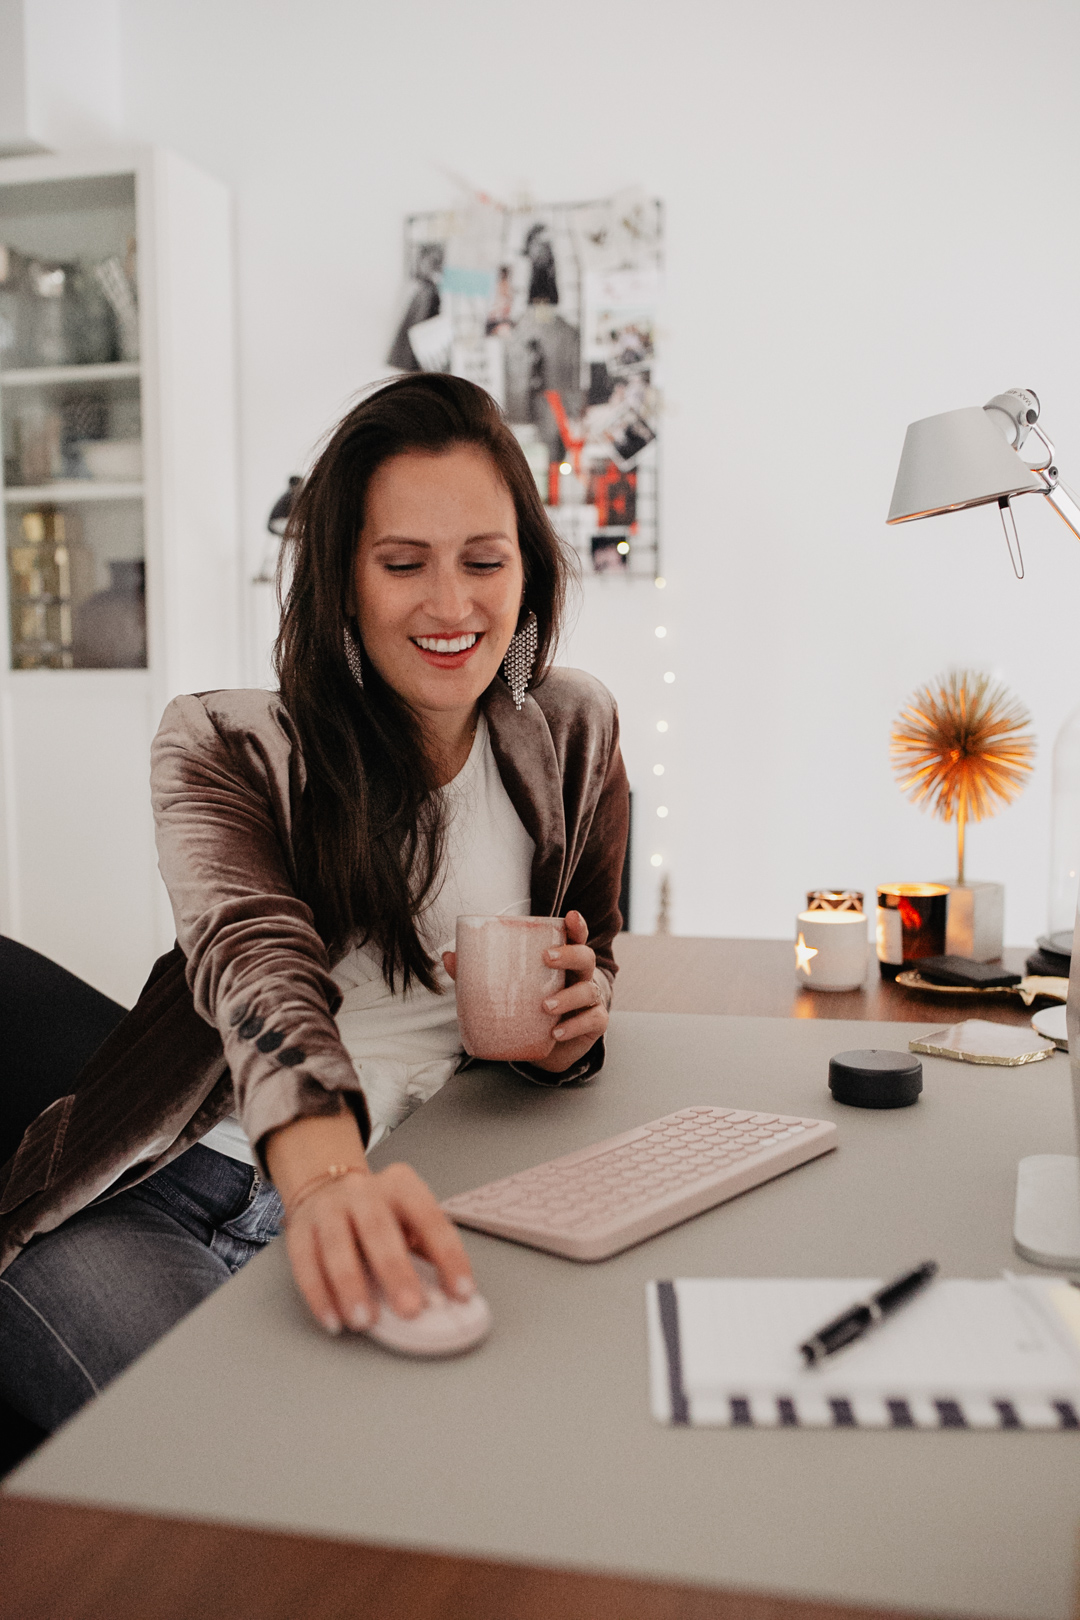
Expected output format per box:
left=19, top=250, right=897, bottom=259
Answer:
left=483, top=679, right=566, bottom=917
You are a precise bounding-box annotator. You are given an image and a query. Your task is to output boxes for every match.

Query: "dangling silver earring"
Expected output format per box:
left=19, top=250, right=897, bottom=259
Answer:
left=343, top=623, right=364, bottom=691
left=502, top=610, right=537, bottom=710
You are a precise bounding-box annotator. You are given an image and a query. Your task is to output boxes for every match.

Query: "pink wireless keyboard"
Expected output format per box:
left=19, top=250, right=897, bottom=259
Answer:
left=441, top=1106, right=837, bottom=1262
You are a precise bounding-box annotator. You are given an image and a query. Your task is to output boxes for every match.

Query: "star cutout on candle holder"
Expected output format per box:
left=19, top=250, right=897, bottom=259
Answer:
left=795, top=933, right=819, bottom=974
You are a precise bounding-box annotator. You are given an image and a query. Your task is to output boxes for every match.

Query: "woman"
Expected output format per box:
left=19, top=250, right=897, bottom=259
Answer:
left=0, top=374, right=629, bottom=1431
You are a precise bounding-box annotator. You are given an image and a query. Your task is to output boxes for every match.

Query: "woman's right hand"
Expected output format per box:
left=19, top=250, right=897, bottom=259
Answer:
left=265, top=1112, right=475, bottom=1334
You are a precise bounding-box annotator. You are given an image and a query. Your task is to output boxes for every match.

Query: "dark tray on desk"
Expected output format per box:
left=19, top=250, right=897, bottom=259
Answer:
left=895, top=969, right=1067, bottom=1006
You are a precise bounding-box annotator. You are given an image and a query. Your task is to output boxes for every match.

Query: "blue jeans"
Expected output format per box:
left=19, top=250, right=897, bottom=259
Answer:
left=0, top=1144, right=282, bottom=1434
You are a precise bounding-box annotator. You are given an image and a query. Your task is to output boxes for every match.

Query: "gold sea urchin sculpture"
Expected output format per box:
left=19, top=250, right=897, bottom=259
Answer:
left=891, top=670, right=1035, bottom=885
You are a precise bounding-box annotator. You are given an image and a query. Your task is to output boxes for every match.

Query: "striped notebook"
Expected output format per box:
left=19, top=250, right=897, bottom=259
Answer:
left=647, top=1275, right=1080, bottom=1431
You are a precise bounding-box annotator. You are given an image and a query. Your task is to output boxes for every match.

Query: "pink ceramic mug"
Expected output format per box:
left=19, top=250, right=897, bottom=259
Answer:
left=455, top=915, right=566, bottom=1062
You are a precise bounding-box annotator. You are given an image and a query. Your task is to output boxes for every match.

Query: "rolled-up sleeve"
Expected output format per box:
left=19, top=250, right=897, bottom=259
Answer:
left=151, top=693, right=370, bottom=1159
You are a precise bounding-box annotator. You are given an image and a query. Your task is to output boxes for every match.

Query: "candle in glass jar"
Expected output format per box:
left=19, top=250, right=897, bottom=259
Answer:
left=875, top=883, right=948, bottom=981
left=795, top=909, right=868, bottom=992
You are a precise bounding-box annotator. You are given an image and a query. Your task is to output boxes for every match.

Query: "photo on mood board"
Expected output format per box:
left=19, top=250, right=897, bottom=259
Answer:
left=387, top=192, right=662, bottom=577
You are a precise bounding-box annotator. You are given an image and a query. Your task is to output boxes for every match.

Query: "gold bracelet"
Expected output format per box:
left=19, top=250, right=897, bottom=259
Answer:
left=285, top=1163, right=367, bottom=1222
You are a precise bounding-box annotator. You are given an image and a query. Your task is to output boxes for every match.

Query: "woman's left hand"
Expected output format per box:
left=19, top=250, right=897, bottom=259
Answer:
left=444, top=909, right=608, bottom=1074
left=530, top=909, right=609, bottom=1072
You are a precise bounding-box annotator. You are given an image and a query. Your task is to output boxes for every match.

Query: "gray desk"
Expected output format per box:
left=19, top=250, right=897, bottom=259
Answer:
left=9, top=1013, right=1080, bottom=1619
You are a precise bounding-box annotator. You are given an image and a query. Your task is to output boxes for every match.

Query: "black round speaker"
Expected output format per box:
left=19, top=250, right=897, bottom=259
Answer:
left=828, top=1048, right=923, bottom=1109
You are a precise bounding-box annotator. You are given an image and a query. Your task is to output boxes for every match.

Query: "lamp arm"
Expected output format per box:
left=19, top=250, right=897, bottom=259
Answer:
left=1021, top=420, right=1055, bottom=472
left=1006, top=414, right=1080, bottom=540
left=1020, top=420, right=1080, bottom=539
left=1041, top=476, right=1080, bottom=542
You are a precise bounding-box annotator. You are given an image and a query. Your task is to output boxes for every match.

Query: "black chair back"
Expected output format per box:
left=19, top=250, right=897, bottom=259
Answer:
left=0, top=935, right=127, bottom=1166
left=0, top=937, right=128, bottom=1476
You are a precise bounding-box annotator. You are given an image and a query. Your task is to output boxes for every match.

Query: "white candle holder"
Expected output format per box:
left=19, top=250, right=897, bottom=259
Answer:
left=795, top=909, right=868, bottom=992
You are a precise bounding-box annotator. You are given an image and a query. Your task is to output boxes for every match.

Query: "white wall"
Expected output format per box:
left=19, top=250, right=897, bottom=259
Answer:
left=1, top=0, right=122, bottom=154
left=115, top=0, right=1080, bottom=945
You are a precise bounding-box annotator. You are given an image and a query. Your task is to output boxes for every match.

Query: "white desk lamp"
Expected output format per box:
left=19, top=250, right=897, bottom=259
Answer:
left=887, top=387, right=1080, bottom=1268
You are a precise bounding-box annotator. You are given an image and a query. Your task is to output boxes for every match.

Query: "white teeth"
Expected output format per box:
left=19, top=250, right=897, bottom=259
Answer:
left=414, top=633, right=479, bottom=654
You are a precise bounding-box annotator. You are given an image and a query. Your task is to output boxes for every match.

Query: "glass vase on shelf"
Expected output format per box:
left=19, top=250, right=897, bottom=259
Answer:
left=0, top=245, right=31, bottom=370
left=0, top=233, right=136, bottom=374
left=71, top=558, right=146, bottom=669
left=19, top=256, right=122, bottom=370
left=10, top=396, right=64, bottom=484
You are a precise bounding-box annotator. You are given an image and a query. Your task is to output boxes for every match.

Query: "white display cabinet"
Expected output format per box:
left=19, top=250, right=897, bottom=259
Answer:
left=0, top=147, right=239, bottom=1005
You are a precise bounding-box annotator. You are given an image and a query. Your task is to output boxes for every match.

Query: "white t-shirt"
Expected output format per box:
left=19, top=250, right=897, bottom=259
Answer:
left=201, top=713, right=535, bottom=1162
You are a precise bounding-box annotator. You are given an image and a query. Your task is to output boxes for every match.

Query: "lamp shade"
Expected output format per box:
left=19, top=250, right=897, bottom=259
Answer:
left=887, top=406, right=1045, bottom=525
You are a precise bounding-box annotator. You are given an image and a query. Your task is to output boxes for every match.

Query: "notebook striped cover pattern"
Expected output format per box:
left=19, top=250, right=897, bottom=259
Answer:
left=647, top=1276, right=1080, bottom=1431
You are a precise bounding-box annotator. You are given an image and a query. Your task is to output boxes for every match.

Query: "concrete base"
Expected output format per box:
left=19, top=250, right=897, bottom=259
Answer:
left=1013, top=1154, right=1080, bottom=1268
left=936, top=880, right=1005, bottom=962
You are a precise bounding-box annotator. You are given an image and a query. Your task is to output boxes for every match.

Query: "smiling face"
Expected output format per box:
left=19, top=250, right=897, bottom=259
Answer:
left=351, top=444, right=525, bottom=729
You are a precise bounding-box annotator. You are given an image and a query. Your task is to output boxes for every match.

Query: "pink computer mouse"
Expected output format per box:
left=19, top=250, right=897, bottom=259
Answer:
left=361, top=1256, right=492, bottom=1358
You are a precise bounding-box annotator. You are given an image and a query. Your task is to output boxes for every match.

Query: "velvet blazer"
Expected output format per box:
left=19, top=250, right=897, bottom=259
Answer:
left=0, top=668, right=629, bottom=1274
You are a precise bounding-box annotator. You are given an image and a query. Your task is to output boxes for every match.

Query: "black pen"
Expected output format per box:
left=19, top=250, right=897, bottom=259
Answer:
left=799, top=1261, right=939, bottom=1366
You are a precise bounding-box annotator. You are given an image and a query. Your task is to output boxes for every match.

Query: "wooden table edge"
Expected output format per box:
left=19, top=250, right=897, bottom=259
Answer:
left=0, top=1493, right=977, bottom=1620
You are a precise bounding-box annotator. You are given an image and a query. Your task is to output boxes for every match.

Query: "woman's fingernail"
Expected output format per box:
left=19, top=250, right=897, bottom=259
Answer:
left=349, top=1304, right=372, bottom=1331
left=454, top=1276, right=476, bottom=1300
left=322, top=1313, right=343, bottom=1336
left=544, top=997, right=559, bottom=1011
left=545, top=948, right=561, bottom=963
left=553, top=1026, right=566, bottom=1039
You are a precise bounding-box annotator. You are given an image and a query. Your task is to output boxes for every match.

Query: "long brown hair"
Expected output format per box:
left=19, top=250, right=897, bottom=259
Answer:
left=274, top=373, right=572, bottom=990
